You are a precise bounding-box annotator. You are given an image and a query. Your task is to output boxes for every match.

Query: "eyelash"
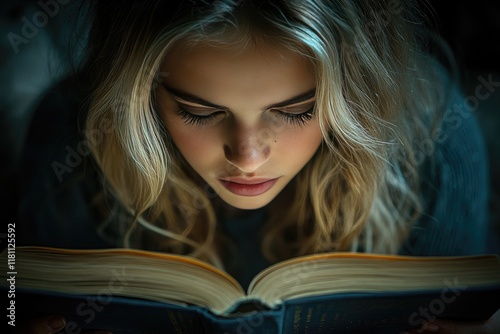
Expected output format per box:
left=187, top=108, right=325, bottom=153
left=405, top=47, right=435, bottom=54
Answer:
left=278, top=108, right=315, bottom=126
left=176, top=107, right=315, bottom=127
left=176, top=109, right=223, bottom=126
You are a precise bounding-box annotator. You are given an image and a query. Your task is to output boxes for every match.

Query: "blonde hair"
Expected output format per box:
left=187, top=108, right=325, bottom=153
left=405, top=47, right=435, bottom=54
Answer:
left=84, top=0, right=450, bottom=266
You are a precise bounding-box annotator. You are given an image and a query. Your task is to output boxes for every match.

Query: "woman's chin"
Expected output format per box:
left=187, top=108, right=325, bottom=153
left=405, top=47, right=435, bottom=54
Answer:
left=217, top=194, right=274, bottom=210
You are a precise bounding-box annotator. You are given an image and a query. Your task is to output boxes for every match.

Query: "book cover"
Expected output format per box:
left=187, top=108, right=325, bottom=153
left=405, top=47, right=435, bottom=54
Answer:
left=8, top=285, right=500, bottom=333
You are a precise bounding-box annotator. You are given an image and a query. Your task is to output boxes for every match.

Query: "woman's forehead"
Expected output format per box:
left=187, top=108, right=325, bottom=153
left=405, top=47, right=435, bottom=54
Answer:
left=159, top=41, right=316, bottom=109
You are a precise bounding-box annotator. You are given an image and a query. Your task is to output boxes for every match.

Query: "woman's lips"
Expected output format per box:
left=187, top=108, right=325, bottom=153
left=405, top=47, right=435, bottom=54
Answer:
left=218, top=178, right=279, bottom=196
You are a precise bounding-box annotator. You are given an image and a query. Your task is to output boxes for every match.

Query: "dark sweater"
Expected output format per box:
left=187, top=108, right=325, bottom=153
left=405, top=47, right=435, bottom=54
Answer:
left=17, top=79, right=490, bottom=289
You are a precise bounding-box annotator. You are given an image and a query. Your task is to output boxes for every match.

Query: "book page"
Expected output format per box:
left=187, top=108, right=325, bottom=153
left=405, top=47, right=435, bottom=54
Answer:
left=0, top=246, right=247, bottom=315
left=247, top=252, right=500, bottom=307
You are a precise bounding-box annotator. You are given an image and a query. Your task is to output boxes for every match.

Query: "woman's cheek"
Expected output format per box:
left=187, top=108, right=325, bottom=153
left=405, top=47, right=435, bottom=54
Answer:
left=281, top=124, right=323, bottom=154
left=169, top=126, right=221, bottom=166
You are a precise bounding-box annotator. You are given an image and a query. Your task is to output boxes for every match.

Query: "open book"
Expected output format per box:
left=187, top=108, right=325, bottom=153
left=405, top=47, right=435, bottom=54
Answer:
left=2, top=246, right=500, bottom=333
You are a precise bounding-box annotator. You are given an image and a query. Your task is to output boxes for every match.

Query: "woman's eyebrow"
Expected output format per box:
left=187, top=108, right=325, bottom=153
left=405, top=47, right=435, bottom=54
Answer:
left=162, top=84, right=316, bottom=110
left=265, top=89, right=316, bottom=109
left=162, top=84, right=226, bottom=109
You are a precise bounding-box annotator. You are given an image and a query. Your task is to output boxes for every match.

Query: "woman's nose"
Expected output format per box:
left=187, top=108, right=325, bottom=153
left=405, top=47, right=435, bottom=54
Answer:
left=224, top=127, right=270, bottom=174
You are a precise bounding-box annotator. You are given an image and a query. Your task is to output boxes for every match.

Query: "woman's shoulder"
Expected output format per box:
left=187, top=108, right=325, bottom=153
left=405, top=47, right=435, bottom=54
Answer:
left=400, top=82, right=489, bottom=256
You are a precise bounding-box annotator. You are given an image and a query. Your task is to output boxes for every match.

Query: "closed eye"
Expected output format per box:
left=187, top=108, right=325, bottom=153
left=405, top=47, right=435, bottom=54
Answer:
left=176, top=107, right=226, bottom=126
left=171, top=96, right=227, bottom=126
left=166, top=87, right=316, bottom=127
left=270, top=98, right=316, bottom=126
left=272, top=104, right=315, bottom=126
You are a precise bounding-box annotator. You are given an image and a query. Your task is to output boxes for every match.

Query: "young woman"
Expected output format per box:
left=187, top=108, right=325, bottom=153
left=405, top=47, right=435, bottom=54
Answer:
left=16, top=0, right=498, bottom=333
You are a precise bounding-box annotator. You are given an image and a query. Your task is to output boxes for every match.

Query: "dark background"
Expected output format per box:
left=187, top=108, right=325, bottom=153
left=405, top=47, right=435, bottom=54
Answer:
left=0, top=0, right=499, bottom=251
left=429, top=0, right=500, bottom=73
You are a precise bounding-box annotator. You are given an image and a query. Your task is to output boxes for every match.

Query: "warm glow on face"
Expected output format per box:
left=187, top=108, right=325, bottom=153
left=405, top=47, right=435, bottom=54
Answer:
left=156, top=42, right=323, bottom=209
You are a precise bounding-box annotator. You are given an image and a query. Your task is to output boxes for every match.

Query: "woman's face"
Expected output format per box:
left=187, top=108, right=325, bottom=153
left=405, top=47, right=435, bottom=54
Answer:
left=156, top=41, right=323, bottom=209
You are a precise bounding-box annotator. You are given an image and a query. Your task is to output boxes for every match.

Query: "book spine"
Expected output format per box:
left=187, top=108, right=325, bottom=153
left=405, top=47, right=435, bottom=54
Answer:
left=200, top=307, right=284, bottom=334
